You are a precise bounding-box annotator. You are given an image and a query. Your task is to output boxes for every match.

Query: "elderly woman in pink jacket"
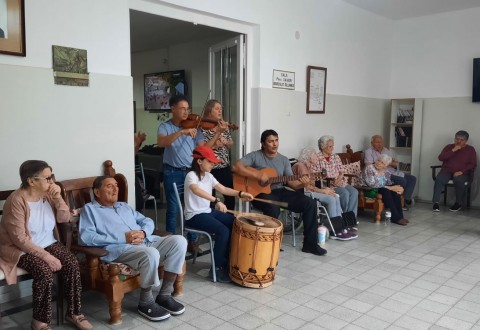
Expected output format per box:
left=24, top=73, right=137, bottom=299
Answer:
left=0, top=160, right=92, bottom=330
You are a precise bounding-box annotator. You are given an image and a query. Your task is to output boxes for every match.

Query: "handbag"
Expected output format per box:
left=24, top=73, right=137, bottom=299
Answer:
left=342, top=211, right=358, bottom=227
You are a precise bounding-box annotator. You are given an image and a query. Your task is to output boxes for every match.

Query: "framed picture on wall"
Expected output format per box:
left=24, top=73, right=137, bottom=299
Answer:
left=0, top=0, right=26, bottom=56
left=306, top=66, right=327, bottom=114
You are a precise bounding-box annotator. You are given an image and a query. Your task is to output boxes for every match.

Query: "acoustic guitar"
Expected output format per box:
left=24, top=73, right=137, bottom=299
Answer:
left=233, top=167, right=324, bottom=197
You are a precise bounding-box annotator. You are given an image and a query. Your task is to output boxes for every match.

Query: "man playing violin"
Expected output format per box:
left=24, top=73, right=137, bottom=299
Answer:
left=231, top=129, right=327, bottom=256
left=157, top=94, right=205, bottom=253
left=202, top=99, right=236, bottom=210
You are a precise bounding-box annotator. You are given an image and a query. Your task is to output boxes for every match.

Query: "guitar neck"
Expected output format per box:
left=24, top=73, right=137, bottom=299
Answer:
left=268, top=172, right=321, bottom=184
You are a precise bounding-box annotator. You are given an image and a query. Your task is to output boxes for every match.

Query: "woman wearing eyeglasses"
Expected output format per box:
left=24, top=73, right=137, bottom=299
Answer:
left=0, top=160, right=92, bottom=330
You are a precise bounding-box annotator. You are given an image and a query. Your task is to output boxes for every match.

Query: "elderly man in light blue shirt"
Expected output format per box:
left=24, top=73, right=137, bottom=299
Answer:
left=80, top=176, right=187, bottom=323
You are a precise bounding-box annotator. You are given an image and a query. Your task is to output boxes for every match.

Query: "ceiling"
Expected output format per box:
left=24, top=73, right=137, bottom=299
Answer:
left=130, top=10, right=237, bottom=53
left=130, top=1, right=480, bottom=52
left=341, top=0, right=480, bottom=20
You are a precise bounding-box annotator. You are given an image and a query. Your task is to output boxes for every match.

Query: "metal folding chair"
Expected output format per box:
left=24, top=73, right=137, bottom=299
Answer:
left=172, top=182, right=217, bottom=282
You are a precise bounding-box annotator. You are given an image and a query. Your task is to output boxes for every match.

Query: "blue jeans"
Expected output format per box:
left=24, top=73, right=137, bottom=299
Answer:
left=186, top=210, right=234, bottom=268
left=391, top=174, right=417, bottom=201
left=163, top=165, right=196, bottom=241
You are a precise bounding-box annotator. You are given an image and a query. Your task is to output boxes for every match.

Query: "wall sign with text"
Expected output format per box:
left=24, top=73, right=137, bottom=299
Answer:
left=272, top=70, right=295, bottom=90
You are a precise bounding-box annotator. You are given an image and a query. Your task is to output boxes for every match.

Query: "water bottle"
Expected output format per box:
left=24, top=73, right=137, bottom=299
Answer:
left=385, top=210, right=391, bottom=225
left=317, top=225, right=327, bottom=246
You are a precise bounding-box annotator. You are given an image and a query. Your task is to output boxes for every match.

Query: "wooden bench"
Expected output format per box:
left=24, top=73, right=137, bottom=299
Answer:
left=0, top=189, right=64, bottom=325
left=57, top=160, right=185, bottom=325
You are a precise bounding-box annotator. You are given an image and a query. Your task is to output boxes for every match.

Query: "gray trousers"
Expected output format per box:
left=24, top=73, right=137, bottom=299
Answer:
left=432, top=171, right=469, bottom=205
left=114, top=235, right=187, bottom=288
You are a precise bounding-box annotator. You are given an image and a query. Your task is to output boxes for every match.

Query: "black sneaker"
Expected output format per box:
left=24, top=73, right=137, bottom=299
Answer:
left=209, top=267, right=232, bottom=283
left=301, top=244, right=327, bottom=256
left=155, top=295, right=185, bottom=315
left=433, top=203, right=440, bottom=212
left=449, top=203, right=462, bottom=212
left=137, top=302, right=170, bottom=321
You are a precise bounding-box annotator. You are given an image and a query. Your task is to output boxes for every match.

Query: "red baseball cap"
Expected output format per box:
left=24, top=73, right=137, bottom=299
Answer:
left=192, top=145, right=221, bottom=163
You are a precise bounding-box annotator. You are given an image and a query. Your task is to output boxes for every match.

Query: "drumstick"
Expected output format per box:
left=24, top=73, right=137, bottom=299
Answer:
left=226, top=210, right=265, bottom=227
left=253, top=198, right=288, bottom=208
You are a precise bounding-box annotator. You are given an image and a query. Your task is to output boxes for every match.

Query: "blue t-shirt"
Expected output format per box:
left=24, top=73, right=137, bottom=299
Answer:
left=158, top=119, right=204, bottom=168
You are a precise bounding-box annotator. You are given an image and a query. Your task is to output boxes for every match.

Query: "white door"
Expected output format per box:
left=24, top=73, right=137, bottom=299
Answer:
left=209, top=35, right=245, bottom=164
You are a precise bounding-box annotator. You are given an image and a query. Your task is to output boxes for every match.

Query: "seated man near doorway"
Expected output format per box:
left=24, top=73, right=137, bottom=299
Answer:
left=432, top=130, right=477, bottom=212
left=364, top=135, right=417, bottom=208
left=231, top=129, right=326, bottom=256
left=79, top=176, right=187, bottom=322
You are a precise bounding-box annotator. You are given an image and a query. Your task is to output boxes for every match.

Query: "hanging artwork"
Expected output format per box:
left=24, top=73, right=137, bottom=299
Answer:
left=52, top=45, right=89, bottom=86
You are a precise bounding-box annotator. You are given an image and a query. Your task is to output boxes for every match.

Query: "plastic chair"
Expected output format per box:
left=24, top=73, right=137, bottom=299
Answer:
left=135, top=162, right=158, bottom=228
left=172, top=182, right=217, bottom=282
left=284, top=198, right=335, bottom=247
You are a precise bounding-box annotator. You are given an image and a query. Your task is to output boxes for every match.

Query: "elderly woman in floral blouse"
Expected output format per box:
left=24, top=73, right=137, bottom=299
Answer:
left=361, top=154, right=409, bottom=226
left=312, top=135, right=358, bottom=217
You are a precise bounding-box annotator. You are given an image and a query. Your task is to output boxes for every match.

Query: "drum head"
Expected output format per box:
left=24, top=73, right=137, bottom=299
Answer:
left=236, top=213, right=282, bottom=229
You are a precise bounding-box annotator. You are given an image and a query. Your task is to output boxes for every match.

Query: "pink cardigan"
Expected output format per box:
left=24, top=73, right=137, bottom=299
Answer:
left=0, top=189, right=70, bottom=284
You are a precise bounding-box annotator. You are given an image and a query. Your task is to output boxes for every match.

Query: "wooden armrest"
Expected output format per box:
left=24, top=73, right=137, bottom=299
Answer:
left=71, top=244, right=109, bottom=258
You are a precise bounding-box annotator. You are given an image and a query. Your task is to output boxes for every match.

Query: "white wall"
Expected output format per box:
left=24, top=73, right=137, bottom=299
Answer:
left=392, top=9, right=480, bottom=206
left=0, top=0, right=135, bottom=203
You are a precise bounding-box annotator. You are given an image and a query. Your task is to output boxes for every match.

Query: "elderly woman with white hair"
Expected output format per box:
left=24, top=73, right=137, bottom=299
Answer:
left=293, top=147, right=357, bottom=240
left=361, top=154, right=409, bottom=226
left=314, top=135, right=359, bottom=218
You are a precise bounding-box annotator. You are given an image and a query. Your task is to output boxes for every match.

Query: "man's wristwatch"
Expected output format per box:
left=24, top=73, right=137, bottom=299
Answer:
left=214, top=197, right=221, bottom=204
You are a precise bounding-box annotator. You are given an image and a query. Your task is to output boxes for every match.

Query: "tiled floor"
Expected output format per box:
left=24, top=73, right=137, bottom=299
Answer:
left=2, top=202, right=480, bottom=329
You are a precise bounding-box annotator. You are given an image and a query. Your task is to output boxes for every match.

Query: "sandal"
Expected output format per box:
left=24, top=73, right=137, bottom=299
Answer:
left=31, top=319, right=51, bottom=330
left=66, top=314, right=93, bottom=330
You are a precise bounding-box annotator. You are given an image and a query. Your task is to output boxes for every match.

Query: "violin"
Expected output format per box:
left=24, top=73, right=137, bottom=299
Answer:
left=180, top=114, right=239, bottom=131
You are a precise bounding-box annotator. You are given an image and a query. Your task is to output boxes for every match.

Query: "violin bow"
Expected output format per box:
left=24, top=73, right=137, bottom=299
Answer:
left=194, top=90, right=212, bottom=131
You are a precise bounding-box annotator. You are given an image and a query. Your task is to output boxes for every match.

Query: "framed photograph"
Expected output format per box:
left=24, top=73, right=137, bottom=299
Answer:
left=306, top=66, right=327, bottom=114
left=0, top=0, right=26, bottom=56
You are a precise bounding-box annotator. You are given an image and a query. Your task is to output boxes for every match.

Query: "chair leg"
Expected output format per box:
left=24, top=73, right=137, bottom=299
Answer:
left=467, top=186, right=471, bottom=208
left=443, top=185, right=448, bottom=206
left=153, top=199, right=158, bottom=229
left=173, top=262, right=186, bottom=296
left=107, top=299, right=123, bottom=325
left=209, top=237, right=216, bottom=283
left=56, top=274, right=64, bottom=325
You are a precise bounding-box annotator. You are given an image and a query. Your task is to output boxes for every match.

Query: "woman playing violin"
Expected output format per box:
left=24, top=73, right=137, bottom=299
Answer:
left=202, top=100, right=236, bottom=210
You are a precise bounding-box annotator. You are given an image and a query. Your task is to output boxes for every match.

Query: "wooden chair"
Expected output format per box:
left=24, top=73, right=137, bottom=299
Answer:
left=57, top=160, right=185, bottom=325
left=0, top=189, right=64, bottom=325
left=431, top=165, right=474, bottom=208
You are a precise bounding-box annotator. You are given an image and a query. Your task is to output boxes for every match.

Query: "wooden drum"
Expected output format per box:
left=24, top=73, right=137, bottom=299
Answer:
left=229, top=213, right=283, bottom=288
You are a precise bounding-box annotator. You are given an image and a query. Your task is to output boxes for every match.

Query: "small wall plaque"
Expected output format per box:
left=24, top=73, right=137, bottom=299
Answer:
left=52, top=45, right=89, bottom=86
left=272, top=69, right=295, bottom=90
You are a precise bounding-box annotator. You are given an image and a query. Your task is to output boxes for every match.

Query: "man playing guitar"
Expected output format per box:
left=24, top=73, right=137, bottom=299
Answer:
left=231, top=129, right=326, bottom=256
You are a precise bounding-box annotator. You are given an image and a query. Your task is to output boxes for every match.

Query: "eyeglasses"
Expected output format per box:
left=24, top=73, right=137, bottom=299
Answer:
left=33, top=175, right=54, bottom=183
left=178, top=107, right=191, bottom=113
